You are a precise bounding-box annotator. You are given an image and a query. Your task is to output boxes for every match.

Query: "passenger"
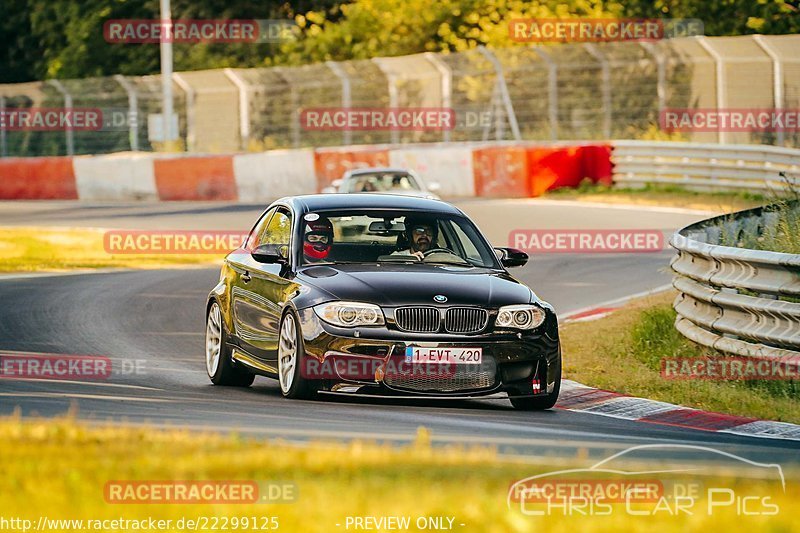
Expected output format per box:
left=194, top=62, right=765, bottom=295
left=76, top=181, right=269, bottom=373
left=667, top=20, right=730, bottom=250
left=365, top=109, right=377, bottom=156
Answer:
left=303, top=217, right=334, bottom=263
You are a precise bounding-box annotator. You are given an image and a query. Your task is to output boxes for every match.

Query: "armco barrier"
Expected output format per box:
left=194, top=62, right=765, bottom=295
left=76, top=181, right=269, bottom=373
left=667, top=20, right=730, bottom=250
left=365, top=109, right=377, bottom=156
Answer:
left=670, top=202, right=800, bottom=363
left=0, top=157, right=78, bottom=199
left=613, top=140, right=800, bottom=192
left=0, top=141, right=613, bottom=201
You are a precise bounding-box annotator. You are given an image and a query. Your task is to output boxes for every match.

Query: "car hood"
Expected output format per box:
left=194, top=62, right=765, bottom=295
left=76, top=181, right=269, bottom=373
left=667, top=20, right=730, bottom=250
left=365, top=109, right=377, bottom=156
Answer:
left=295, top=263, right=535, bottom=308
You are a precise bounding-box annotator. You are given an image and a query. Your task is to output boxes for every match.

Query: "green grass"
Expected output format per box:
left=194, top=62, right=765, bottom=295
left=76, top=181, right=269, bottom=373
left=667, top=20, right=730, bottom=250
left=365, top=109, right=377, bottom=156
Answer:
left=545, top=181, right=768, bottom=213
left=561, top=292, right=800, bottom=424
left=1, top=417, right=796, bottom=533
left=0, top=227, right=223, bottom=272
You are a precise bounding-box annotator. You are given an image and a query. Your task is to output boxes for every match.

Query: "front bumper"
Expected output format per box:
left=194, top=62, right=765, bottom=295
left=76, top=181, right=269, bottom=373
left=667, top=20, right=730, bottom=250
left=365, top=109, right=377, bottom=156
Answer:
left=296, top=308, right=560, bottom=398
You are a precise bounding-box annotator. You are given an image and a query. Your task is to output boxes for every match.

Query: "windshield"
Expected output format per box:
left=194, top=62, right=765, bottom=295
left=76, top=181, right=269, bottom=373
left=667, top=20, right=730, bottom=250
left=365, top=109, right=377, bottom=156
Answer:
left=299, top=210, right=499, bottom=268
left=343, top=173, right=421, bottom=193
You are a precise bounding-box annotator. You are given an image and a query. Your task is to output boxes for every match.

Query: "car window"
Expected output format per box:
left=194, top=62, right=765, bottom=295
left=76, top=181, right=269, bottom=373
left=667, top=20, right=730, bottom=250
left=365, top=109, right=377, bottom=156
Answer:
left=299, top=210, right=498, bottom=268
left=450, top=222, right=482, bottom=263
left=344, top=173, right=420, bottom=193
left=258, top=208, right=292, bottom=247
left=244, top=207, right=276, bottom=251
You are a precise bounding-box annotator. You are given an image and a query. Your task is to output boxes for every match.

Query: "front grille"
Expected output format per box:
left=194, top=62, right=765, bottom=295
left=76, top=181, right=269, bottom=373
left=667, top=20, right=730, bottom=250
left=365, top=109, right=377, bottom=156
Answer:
left=384, top=361, right=497, bottom=392
left=395, top=307, right=440, bottom=333
left=395, top=306, right=489, bottom=334
left=445, top=308, right=488, bottom=333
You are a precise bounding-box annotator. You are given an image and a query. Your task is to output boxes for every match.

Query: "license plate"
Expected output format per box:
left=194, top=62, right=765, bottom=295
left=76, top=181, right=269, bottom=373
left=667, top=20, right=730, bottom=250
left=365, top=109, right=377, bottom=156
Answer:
left=405, top=347, right=482, bottom=365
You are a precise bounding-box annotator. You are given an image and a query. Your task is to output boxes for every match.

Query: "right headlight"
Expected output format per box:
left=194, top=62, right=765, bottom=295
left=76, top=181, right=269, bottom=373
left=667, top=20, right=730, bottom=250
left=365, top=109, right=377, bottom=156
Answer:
left=495, top=304, right=546, bottom=330
left=313, top=301, right=385, bottom=327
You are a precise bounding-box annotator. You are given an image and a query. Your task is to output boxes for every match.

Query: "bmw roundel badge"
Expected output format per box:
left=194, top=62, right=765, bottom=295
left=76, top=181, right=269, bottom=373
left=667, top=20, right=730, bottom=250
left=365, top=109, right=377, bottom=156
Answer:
left=433, top=294, right=448, bottom=303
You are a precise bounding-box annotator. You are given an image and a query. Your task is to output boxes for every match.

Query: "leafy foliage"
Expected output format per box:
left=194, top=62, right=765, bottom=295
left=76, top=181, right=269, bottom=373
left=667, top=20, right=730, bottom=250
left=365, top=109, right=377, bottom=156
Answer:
left=2, top=0, right=799, bottom=82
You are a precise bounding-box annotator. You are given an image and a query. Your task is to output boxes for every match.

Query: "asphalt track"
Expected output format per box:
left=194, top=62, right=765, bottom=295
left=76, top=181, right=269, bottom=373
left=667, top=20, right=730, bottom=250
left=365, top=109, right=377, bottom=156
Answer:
left=1, top=199, right=798, bottom=469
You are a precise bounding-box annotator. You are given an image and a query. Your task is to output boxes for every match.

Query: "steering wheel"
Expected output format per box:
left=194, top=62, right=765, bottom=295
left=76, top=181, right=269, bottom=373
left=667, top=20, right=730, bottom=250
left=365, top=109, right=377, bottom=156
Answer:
left=422, top=247, right=456, bottom=257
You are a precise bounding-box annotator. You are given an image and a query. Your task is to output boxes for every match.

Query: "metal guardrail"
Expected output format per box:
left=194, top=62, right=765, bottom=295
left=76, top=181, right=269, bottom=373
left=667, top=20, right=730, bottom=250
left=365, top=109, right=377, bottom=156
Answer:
left=613, top=140, right=800, bottom=192
left=670, top=202, right=800, bottom=362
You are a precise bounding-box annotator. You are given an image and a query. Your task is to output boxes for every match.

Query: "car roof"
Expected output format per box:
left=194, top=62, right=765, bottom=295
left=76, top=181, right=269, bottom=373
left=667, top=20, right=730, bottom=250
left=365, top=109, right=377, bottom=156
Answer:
left=283, top=193, right=461, bottom=214
left=344, top=167, right=414, bottom=176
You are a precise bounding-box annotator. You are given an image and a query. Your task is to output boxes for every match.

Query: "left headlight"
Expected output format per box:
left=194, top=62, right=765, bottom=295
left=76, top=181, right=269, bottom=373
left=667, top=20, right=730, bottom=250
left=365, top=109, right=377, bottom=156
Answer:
left=495, top=304, right=546, bottom=330
left=313, top=301, right=385, bottom=327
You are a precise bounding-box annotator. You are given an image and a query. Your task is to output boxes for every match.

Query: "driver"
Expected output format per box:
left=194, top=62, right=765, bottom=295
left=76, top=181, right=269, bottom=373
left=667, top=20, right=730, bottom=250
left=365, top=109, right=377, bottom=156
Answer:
left=303, top=216, right=333, bottom=263
left=393, top=216, right=438, bottom=260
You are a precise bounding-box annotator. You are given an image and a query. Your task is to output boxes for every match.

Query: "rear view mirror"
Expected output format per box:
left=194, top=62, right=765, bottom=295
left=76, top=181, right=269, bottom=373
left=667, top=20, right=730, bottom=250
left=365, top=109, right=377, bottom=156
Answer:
left=252, top=243, right=289, bottom=264
left=494, top=247, right=528, bottom=268
left=368, top=220, right=405, bottom=233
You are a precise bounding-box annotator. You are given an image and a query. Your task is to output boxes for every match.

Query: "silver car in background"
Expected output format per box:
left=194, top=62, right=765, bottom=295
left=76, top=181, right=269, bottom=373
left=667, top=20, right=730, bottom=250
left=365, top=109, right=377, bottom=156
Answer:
left=322, top=167, right=441, bottom=199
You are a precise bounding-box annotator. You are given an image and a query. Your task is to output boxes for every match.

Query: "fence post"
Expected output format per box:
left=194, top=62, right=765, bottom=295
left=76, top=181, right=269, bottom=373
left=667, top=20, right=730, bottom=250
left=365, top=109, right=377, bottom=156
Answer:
left=639, top=42, right=666, bottom=119
left=0, top=96, right=6, bottom=157
left=114, top=75, right=139, bottom=151
left=477, top=46, right=521, bottom=141
left=47, top=80, right=74, bottom=156
left=533, top=47, right=558, bottom=141
left=325, top=61, right=352, bottom=146
left=223, top=68, right=251, bottom=151
left=424, top=52, right=452, bottom=142
left=696, top=36, right=726, bottom=144
left=583, top=44, right=611, bottom=140
left=753, top=35, right=785, bottom=147
left=172, top=73, right=194, bottom=151
left=371, top=58, right=400, bottom=145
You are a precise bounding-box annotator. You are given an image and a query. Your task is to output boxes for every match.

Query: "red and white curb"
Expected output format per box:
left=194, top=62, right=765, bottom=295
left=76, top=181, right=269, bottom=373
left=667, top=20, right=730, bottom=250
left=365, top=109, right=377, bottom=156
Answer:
left=558, top=289, right=800, bottom=442
left=556, top=380, right=800, bottom=442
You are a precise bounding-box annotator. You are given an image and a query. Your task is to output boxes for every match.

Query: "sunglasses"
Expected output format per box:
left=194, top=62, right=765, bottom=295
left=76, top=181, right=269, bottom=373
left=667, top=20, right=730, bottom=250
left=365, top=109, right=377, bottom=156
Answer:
left=412, top=226, right=434, bottom=236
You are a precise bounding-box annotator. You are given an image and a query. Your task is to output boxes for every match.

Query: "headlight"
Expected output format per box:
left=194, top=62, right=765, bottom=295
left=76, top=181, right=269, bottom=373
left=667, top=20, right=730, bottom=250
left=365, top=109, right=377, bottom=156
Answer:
left=313, top=301, right=385, bottom=327
left=495, top=304, right=546, bottom=330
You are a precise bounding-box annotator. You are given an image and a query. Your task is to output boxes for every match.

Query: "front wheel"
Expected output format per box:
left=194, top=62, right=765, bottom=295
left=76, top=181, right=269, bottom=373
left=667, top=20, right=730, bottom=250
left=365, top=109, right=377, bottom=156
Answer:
left=509, top=362, right=561, bottom=411
left=205, top=302, right=255, bottom=387
left=277, top=310, right=318, bottom=399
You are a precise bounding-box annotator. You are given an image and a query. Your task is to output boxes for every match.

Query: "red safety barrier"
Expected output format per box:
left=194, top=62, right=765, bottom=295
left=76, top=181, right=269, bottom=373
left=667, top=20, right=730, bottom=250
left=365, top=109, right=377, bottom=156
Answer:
left=154, top=155, right=237, bottom=201
left=472, top=143, right=613, bottom=198
left=527, top=144, right=613, bottom=197
left=0, top=157, right=78, bottom=199
left=472, top=146, right=530, bottom=197
left=313, top=148, right=390, bottom=192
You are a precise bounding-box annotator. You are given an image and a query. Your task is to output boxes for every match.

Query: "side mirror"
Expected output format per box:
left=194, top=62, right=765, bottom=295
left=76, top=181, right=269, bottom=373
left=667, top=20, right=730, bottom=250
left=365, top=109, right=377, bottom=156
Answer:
left=321, top=186, right=336, bottom=194
left=427, top=181, right=441, bottom=192
left=252, top=243, right=289, bottom=264
left=494, top=247, right=528, bottom=268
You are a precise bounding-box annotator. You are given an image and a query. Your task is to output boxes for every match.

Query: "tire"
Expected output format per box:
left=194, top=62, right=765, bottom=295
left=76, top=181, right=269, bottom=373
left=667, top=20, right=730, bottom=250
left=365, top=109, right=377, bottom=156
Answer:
left=205, top=302, right=255, bottom=387
left=509, top=361, right=561, bottom=411
left=277, top=309, right=317, bottom=400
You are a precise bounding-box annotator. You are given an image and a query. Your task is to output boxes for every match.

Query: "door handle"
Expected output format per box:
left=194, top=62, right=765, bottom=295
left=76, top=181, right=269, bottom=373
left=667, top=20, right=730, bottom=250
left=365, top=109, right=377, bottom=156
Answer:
left=242, top=271, right=252, bottom=283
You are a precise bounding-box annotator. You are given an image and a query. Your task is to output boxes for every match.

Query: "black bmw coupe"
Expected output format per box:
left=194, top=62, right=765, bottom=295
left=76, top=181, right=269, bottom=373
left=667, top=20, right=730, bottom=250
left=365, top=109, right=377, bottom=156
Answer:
left=205, top=194, right=561, bottom=410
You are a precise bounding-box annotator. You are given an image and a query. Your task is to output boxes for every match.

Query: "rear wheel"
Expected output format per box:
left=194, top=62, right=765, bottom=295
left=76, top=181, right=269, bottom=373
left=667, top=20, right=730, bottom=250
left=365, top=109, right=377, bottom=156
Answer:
left=278, top=310, right=317, bottom=399
left=509, top=362, right=561, bottom=411
left=206, top=302, right=255, bottom=387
